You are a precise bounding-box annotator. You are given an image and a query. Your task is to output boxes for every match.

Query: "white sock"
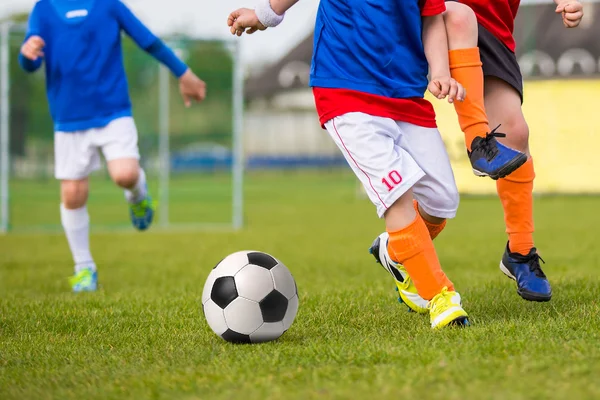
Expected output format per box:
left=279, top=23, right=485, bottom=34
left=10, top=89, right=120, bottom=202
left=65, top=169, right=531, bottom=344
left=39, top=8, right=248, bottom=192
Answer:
left=60, top=204, right=95, bottom=273
left=124, top=168, right=148, bottom=204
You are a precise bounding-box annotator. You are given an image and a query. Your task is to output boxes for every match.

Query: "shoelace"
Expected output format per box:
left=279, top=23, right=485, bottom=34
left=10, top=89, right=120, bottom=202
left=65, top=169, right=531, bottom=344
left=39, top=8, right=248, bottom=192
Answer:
left=528, top=254, right=546, bottom=278
left=478, top=125, right=507, bottom=160
left=428, top=287, right=450, bottom=313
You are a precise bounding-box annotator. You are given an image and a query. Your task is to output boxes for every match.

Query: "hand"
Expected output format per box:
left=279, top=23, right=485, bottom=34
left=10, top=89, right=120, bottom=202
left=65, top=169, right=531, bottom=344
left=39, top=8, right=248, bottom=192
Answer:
left=428, top=76, right=465, bottom=104
left=179, top=69, right=206, bottom=107
left=555, top=1, right=584, bottom=28
left=227, top=8, right=267, bottom=36
left=20, top=35, right=45, bottom=61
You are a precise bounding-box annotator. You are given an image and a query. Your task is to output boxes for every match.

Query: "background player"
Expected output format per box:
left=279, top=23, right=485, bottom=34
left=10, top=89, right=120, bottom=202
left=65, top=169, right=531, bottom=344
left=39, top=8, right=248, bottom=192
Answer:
left=19, top=0, right=206, bottom=292
left=228, top=0, right=470, bottom=329
left=371, top=0, right=584, bottom=309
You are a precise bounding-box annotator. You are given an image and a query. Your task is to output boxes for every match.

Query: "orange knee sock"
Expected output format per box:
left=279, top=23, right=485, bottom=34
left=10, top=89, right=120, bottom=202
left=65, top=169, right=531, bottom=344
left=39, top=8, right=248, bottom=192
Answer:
left=413, top=200, right=446, bottom=240
left=449, top=48, right=490, bottom=151
left=387, top=213, right=454, bottom=300
left=497, top=158, right=535, bottom=255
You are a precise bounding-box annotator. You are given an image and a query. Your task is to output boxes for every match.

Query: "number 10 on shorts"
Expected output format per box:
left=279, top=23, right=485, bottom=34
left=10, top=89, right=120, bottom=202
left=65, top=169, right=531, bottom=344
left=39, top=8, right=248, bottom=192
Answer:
left=382, top=170, right=402, bottom=192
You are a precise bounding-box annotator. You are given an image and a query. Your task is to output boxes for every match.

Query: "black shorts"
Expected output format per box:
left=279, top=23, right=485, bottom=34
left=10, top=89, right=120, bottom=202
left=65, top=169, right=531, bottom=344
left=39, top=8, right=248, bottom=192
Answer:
left=477, top=23, right=524, bottom=103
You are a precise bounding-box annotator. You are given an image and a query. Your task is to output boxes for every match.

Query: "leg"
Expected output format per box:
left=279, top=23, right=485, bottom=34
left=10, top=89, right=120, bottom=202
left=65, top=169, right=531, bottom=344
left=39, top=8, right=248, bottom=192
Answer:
left=370, top=124, right=458, bottom=295
left=54, top=131, right=100, bottom=292
left=325, top=113, right=467, bottom=328
left=98, top=117, right=153, bottom=231
left=444, top=1, right=488, bottom=147
left=107, top=157, right=144, bottom=196
left=484, top=77, right=533, bottom=252
left=386, top=123, right=468, bottom=328
left=61, top=179, right=94, bottom=269
left=443, top=2, right=526, bottom=179
left=484, top=77, right=551, bottom=301
left=400, top=122, right=460, bottom=239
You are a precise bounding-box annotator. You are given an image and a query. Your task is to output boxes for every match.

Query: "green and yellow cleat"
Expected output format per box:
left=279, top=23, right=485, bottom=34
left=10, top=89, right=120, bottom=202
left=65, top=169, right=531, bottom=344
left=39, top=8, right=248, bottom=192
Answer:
left=129, top=196, right=154, bottom=231
left=69, top=266, right=98, bottom=293
left=428, top=287, right=469, bottom=329
left=370, top=232, right=429, bottom=314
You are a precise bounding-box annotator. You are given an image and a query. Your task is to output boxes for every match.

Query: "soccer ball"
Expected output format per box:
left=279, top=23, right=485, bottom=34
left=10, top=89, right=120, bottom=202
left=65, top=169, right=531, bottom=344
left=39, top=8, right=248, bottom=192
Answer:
left=202, top=251, right=299, bottom=344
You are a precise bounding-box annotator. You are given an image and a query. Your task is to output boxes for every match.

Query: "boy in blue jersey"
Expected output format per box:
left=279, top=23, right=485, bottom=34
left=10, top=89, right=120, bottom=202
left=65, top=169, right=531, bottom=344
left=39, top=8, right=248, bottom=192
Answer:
left=228, top=0, right=470, bottom=329
left=19, top=0, right=206, bottom=292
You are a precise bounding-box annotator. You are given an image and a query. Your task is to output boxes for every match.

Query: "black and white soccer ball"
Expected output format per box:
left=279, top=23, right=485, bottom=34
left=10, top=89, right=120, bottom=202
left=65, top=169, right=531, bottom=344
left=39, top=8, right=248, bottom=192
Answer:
left=202, top=251, right=299, bottom=344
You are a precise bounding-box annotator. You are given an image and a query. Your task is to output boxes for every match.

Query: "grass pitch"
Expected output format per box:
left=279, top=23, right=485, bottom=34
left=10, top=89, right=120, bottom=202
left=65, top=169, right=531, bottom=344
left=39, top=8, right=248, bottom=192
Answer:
left=1, top=171, right=600, bottom=399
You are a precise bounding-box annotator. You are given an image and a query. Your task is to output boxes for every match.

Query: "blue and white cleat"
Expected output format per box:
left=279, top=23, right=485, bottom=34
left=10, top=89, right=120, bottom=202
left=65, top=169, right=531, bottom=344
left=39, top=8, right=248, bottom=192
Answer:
left=129, top=196, right=154, bottom=231
left=70, top=266, right=98, bottom=293
left=469, top=125, right=527, bottom=180
left=500, top=244, right=552, bottom=302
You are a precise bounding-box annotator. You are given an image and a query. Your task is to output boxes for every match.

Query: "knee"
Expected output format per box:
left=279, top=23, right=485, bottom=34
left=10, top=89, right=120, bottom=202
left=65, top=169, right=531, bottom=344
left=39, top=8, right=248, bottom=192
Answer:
left=500, top=118, right=530, bottom=153
left=112, top=166, right=139, bottom=189
left=443, top=3, right=478, bottom=44
left=421, top=187, right=460, bottom=219
left=61, top=180, right=88, bottom=209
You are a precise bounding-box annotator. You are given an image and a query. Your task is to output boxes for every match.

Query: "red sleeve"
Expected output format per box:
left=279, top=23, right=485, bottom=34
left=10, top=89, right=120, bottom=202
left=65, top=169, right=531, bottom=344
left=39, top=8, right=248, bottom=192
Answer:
left=420, top=0, right=446, bottom=16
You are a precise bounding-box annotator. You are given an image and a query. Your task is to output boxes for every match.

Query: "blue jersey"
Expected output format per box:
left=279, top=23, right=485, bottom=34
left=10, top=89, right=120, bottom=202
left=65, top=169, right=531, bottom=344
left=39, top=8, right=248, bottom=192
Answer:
left=20, top=0, right=188, bottom=132
left=309, top=0, right=445, bottom=99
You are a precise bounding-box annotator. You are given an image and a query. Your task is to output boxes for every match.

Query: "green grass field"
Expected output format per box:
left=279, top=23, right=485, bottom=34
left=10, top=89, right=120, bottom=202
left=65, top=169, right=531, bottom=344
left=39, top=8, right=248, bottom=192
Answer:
left=1, top=171, right=600, bottom=399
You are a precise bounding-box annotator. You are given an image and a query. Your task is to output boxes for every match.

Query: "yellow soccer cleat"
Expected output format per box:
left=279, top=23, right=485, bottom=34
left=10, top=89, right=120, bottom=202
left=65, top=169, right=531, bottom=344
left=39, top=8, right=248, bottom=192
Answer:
left=370, top=232, right=429, bottom=314
left=428, top=287, right=469, bottom=329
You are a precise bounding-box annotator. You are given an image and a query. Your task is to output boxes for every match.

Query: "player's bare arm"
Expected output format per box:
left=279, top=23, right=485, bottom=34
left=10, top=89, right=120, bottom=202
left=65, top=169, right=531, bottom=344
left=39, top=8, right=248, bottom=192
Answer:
left=554, top=0, right=584, bottom=28
left=227, top=0, right=299, bottom=36
left=20, top=35, right=45, bottom=61
left=422, top=14, right=465, bottom=104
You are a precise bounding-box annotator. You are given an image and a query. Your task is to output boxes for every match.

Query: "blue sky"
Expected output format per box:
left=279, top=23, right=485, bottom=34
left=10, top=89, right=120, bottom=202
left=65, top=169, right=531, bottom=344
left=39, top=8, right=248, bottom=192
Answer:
left=0, top=0, right=320, bottom=66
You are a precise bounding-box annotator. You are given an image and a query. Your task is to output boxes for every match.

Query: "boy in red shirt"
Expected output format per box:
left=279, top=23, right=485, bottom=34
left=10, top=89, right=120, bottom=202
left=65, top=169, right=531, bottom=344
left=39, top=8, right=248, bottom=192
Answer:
left=372, top=0, right=584, bottom=309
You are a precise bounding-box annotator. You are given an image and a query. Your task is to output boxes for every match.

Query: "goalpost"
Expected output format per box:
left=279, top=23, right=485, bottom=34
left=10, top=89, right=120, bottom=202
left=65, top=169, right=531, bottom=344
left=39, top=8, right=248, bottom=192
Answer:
left=0, top=22, right=244, bottom=233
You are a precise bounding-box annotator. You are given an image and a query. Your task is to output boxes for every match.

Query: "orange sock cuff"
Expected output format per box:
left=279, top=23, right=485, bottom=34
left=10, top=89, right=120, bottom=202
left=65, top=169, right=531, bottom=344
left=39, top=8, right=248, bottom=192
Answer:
left=505, top=157, right=535, bottom=183
left=423, top=219, right=447, bottom=241
left=449, top=48, right=483, bottom=69
left=413, top=200, right=446, bottom=240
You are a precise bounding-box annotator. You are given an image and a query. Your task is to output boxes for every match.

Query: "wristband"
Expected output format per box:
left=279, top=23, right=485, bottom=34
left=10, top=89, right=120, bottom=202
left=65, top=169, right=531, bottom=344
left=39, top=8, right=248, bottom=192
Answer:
left=255, top=0, right=285, bottom=28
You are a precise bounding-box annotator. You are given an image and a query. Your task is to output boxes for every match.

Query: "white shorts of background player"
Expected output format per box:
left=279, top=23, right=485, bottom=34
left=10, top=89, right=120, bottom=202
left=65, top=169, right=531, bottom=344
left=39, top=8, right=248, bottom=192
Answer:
left=54, top=117, right=140, bottom=180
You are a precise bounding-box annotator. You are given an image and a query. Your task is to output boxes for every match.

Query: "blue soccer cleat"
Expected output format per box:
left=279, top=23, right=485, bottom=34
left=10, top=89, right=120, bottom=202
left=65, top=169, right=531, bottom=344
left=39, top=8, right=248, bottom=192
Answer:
left=468, top=125, right=528, bottom=180
left=129, top=196, right=154, bottom=231
left=500, top=244, right=552, bottom=302
left=70, top=266, right=98, bottom=293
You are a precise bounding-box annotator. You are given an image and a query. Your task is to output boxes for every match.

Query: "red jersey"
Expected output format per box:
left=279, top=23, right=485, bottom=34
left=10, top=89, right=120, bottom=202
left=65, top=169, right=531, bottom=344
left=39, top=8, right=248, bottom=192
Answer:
left=312, top=0, right=444, bottom=128
left=459, top=0, right=521, bottom=52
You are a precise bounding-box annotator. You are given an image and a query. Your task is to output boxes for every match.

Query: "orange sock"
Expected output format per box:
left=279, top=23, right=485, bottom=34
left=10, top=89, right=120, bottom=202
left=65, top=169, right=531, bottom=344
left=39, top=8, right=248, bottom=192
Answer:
left=387, top=213, right=454, bottom=300
left=413, top=200, right=446, bottom=240
left=449, top=48, right=490, bottom=151
left=497, top=158, right=535, bottom=255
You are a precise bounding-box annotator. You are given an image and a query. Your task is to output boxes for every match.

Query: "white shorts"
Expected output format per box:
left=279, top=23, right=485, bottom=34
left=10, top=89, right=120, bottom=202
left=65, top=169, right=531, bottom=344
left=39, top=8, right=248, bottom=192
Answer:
left=325, top=112, right=459, bottom=219
left=54, top=117, right=140, bottom=180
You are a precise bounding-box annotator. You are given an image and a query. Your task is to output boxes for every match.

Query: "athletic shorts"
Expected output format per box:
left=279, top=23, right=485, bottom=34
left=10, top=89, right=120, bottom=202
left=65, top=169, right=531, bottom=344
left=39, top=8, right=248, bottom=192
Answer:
left=445, top=0, right=524, bottom=102
left=477, top=23, right=524, bottom=102
left=54, top=117, right=140, bottom=180
left=324, top=112, right=459, bottom=219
